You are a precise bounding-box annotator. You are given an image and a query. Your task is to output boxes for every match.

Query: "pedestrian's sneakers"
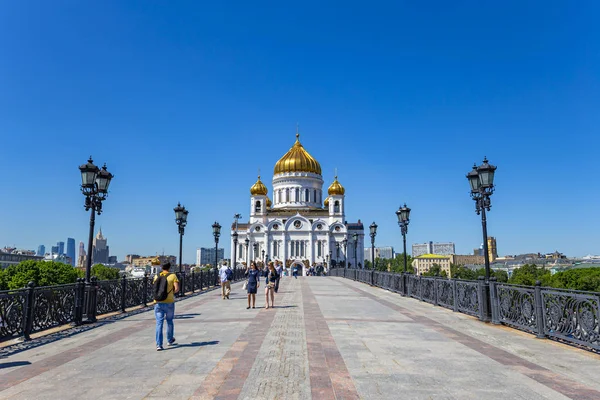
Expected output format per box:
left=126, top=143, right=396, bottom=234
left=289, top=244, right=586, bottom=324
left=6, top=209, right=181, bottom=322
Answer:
left=156, top=346, right=164, bottom=351
left=168, top=338, right=177, bottom=346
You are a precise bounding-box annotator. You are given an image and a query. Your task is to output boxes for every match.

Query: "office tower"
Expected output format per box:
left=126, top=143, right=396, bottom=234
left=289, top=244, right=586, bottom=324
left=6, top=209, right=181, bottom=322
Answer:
left=66, top=238, right=75, bottom=266
left=37, top=245, right=45, bottom=256
left=57, top=241, right=65, bottom=256
left=51, top=245, right=59, bottom=255
left=197, top=247, right=225, bottom=266
left=92, top=228, right=110, bottom=264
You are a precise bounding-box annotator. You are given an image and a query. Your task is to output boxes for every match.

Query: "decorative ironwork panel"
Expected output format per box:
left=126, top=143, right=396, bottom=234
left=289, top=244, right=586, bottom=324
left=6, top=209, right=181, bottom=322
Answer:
left=421, top=278, right=436, bottom=304
left=436, top=279, right=454, bottom=310
left=31, top=284, right=77, bottom=332
left=0, top=289, right=27, bottom=341
left=407, top=275, right=421, bottom=299
left=542, top=288, right=600, bottom=351
left=184, top=274, right=194, bottom=293
left=96, top=279, right=123, bottom=315
left=392, top=274, right=403, bottom=294
left=455, top=280, right=480, bottom=317
left=125, top=279, right=145, bottom=308
left=383, top=273, right=392, bottom=290
left=496, top=284, right=537, bottom=333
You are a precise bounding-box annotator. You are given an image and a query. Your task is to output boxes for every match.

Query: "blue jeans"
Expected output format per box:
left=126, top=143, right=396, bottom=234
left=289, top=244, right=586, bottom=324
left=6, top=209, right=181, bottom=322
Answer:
left=155, top=303, right=175, bottom=347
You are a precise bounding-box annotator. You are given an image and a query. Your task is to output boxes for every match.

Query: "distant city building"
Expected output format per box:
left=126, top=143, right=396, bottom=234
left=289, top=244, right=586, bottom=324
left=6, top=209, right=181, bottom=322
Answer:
left=44, top=253, right=72, bottom=264
left=66, top=238, right=75, bottom=266
left=131, top=255, right=177, bottom=268
left=124, top=254, right=141, bottom=264
left=50, top=245, right=59, bottom=255
left=450, top=254, right=485, bottom=266
left=0, top=250, right=43, bottom=268
left=37, top=245, right=45, bottom=256
left=92, top=229, right=109, bottom=264
left=108, top=255, right=118, bottom=264
left=57, top=241, right=65, bottom=256
left=364, top=246, right=394, bottom=262
left=198, top=247, right=225, bottom=266
left=196, top=248, right=201, bottom=267
left=412, top=254, right=451, bottom=277
left=412, top=241, right=455, bottom=257
left=487, top=237, right=497, bottom=262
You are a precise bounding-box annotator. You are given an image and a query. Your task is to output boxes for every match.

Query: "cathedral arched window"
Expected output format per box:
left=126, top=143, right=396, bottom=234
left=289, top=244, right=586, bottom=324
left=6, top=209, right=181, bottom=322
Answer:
left=317, top=241, right=322, bottom=257
left=255, top=200, right=261, bottom=212
left=334, top=200, right=340, bottom=213
left=305, top=188, right=309, bottom=202
left=295, top=188, right=299, bottom=202
left=285, top=189, right=290, bottom=202
left=296, top=241, right=300, bottom=257
left=313, top=190, right=317, bottom=203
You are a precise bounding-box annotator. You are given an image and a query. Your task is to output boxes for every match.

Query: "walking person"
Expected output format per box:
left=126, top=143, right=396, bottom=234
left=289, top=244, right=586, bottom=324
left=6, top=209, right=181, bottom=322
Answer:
left=245, top=262, right=260, bottom=309
left=274, top=261, right=283, bottom=293
left=153, top=261, right=179, bottom=351
left=219, top=260, right=232, bottom=299
left=292, top=264, right=298, bottom=279
left=264, top=262, right=279, bottom=309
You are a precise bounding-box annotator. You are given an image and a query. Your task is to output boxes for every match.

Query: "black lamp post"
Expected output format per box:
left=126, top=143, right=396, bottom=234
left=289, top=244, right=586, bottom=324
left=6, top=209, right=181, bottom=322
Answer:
left=369, top=222, right=377, bottom=270
left=244, top=237, right=250, bottom=268
left=174, top=203, right=189, bottom=273
left=352, top=233, right=358, bottom=269
left=79, top=157, right=114, bottom=283
left=342, top=238, right=348, bottom=268
left=232, top=214, right=241, bottom=270
left=396, top=204, right=411, bottom=273
left=262, top=249, right=265, bottom=266
left=467, top=157, right=497, bottom=322
left=335, top=242, right=340, bottom=267
left=212, top=222, right=221, bottom=286
left=467, top=157, right=497, bottom=282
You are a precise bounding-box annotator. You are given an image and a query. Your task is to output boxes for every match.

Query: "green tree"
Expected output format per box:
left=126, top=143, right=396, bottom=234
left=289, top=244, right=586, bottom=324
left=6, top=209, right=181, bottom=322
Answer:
left=509, top=264, right=550, bottom=286
left=493, top=269, right=509, bottom=283
left=89, top=264, right=121, bottom=280
left=423, top=263, right=442, bottom=277
left=543, top=268, right=600, bottom=292
left=390, top=253, right=413, bottom=274
left=1, top=260, right=80, bottom=290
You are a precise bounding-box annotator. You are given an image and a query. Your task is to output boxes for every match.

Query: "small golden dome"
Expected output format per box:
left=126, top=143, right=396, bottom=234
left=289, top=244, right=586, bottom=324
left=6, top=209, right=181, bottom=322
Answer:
left=274, top=133, right=322, bottom=175
left=328, top=176, right=345, bottom=195
left=151, top=257, right=161, bottom=266
left=266, top=197, right=272, bottom=208
left=324, top=197, right=330, bottom=207
left=250, top=175, right=268, bottom=196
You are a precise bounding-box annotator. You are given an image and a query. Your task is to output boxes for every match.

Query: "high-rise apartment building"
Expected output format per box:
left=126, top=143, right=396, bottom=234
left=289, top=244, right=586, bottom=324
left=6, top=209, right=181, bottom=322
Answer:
left=37, top=245, right=45, bottom=256
left=197, top=247, right=224, bottom=266
left=412, top=241, right=455, bottom=257
left=66, top=238, right=75, bottom=266
left=92, top=229, right=110, bottom=264
left=364, top=246, right=395, bottom=262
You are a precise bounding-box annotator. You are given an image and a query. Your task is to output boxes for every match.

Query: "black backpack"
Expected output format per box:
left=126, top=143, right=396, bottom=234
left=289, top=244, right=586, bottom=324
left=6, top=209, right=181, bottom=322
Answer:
left=153, top=273, right=170, bottom=301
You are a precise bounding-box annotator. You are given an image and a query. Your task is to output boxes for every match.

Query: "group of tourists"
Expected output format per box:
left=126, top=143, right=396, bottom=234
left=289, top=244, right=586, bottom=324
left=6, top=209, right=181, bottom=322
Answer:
left=243, top=260, right=282, bottom=309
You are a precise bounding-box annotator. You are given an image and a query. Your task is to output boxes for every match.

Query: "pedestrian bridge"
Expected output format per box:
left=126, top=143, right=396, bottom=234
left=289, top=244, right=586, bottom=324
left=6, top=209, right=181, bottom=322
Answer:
left=1, top=277, right=599, bottom=400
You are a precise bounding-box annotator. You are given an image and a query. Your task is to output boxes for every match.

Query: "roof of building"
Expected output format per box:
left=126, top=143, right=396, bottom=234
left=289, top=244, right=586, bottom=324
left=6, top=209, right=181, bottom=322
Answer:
left=274, top=133, right=322, bottom=175
left=415, top=253, right=451, bottom=259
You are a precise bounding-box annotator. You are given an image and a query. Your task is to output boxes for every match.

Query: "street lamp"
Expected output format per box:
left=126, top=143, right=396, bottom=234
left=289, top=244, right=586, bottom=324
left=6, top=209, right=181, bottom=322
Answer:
left=262, top=249, right=265, bottom=266
left=79, top=157, right=114, bottom=283
left=342, top=238, right=348, bottom=268
left=212, top=221, right=221, bottom=286
left=396, top=204, right=411, bottom=273
left=467, top=157, right=497, bottom=322
left=232, top=214, right=241, bottom=270
left=352, top=232, right=358, bottom=269
left=244, top=237, right=250, bottom=268
left=174, top=203, right=189, bottom=273
left=369, top=222, right=377, bottom=270
left=335, top=242, right=340, bottom=267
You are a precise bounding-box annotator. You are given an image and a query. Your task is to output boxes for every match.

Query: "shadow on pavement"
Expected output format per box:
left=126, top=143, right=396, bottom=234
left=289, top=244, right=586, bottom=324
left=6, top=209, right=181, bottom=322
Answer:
left=165, top=340, right=219, bottom=350
left=0, top=361, right=32, bottom=369
left=174, top=313, right=202, bottom=319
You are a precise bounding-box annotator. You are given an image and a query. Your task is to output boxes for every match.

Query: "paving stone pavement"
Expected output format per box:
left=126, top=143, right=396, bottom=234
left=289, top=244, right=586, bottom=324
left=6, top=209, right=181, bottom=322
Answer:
left=1, top=276, right=600, bottom=400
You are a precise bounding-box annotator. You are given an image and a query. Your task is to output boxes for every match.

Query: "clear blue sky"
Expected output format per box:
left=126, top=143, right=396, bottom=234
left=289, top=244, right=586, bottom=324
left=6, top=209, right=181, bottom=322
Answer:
left=1, top=1, right=598, bottom=263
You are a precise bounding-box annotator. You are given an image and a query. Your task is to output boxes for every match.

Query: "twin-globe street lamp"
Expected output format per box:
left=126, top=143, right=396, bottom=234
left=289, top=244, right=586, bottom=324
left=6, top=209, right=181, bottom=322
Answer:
left=467, top=157, right=497, bottom=321
left=352, top=232, right=358, bottom=269
left=369, top=222, right=378, bottom=270
left=212, top=221, right=221, bottom=285
left=173, top=203, right=189, bottom=273
left=79, top=157, right=114, bottom=283
left=232, top=214, right=242, bottom=270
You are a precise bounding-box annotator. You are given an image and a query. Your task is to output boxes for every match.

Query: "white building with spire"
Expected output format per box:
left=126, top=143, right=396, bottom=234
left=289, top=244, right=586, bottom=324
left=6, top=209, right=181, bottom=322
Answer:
left=230, top=133, right=365, bottom=275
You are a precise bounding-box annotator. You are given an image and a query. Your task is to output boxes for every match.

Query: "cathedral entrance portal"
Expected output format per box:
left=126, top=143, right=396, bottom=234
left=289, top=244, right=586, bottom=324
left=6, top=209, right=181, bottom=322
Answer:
left=290, top=261, right=305, bottom=276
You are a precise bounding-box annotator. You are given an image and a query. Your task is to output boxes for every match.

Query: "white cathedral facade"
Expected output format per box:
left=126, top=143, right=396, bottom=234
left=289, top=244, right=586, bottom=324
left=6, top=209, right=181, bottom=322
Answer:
left=230, top=133, right=365, bottom=275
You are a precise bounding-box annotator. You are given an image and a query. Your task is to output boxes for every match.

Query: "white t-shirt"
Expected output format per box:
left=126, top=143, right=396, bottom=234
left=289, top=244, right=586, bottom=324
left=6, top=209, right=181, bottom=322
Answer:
left=220, top=266, right=230, bottom=282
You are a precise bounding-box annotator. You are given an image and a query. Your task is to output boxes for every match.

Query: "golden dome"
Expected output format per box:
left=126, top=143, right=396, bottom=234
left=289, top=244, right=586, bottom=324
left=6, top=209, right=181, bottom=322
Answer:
left=266, top=197, right=272, bottom=208
left=328, top=176, right=345, bottom=195
left=151, top=257, right=161, bottom=266
left=250, top=176, right=268, bottom=196
left=324, top=196, right=330, bottom=207
left=274, top=134, right=322, bottom=175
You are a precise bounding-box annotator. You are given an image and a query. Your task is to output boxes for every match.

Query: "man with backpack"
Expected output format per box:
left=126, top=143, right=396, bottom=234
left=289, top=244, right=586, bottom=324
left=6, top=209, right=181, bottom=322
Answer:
left=219, top=260, right=232, bottom=300
left=153, top=261, right=179, bottom=351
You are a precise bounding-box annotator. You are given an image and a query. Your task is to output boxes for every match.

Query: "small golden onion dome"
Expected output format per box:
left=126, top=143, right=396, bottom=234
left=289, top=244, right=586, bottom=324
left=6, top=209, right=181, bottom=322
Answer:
left=274, top=133, right=322, bottom=175
left=328, top=176, right=345, bottom=195
left=151, top=257, right=161, bottom=266
left=250, top=175, right=268, bottom=196
left=324, top=196, right=330, bottom=207
left=266, top=197, right=272, bottom=208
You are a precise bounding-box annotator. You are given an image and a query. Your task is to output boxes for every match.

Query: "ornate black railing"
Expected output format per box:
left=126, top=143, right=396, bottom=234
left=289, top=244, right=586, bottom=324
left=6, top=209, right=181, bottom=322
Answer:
left=0, top=267, right=245, bottom=343
left=329, top=267, right=600, bottom=353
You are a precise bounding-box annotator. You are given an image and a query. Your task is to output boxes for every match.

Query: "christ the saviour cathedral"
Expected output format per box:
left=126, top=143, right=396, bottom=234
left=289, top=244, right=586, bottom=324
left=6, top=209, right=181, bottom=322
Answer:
left=230, top=133, right=365, bottom=275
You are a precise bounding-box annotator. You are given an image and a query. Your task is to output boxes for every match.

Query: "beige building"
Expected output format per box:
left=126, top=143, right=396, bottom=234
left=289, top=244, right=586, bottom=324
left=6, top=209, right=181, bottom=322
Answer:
left=412, top=254, right=451, bottom=277
left=450, top=254, right=485, bottom=266
left=487, top=237, right=497, bottom=262
left=131, top=255, right=177, bottom=268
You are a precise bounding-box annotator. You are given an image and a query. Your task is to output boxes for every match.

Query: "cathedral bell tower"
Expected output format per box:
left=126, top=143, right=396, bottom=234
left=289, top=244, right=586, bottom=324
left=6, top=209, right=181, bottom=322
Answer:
left=326, top=176, right=345, bottom=223
left=249, top=175, right=268, bottom=223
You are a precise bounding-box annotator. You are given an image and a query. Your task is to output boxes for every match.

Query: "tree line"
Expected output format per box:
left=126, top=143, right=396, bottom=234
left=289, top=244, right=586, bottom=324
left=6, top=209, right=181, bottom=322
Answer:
left=0, top=260, right=122, bottom=290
